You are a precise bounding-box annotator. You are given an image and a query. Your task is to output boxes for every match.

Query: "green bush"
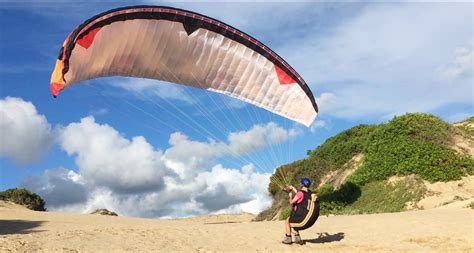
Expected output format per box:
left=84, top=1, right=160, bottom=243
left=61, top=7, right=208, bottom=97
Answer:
left=0, top=188, right=46, bottom=211
left=381, top=113, right=453, bottom=145
left=350, top=114, right=474, bottom=185
left=315, top=178, right=426, bottom=215
left=345, top=178, right=426, bottom=214
left=309, top=125, right=376, bottom=169
left=316, top=184, right=334, bottom=196
left=91, top=209, right=118, bottom=216
left=318, top=182, right=361, bottom=215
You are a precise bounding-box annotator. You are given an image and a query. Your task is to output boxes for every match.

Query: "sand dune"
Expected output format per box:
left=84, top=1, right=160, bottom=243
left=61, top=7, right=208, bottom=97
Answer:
left=1, top=200, right=473, bottom=252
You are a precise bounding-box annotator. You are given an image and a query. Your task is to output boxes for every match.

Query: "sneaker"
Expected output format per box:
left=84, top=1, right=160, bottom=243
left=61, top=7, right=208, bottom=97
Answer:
left=294, top=234, right=304, bottom=245
left=282, top=235, right=292, bottom=244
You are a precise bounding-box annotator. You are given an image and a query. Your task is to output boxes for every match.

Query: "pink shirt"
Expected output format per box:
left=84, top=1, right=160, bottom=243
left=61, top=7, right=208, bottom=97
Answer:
left=293, top=191, right=304, bottom=211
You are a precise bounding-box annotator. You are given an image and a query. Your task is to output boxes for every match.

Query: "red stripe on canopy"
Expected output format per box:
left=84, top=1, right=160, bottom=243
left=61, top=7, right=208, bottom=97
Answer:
left=274, top=65, right=295, bottom=85
left=77, top=27, right=102, bottom=49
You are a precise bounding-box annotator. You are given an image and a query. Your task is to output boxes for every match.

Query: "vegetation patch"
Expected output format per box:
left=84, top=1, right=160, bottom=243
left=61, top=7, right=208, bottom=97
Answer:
left=315, top=176, right=426, bottom=215
left=317, top=182, right=362, bottom=215
left=91, top=208, right=118, bottom=216
left=350, top=114, right=473, bottom=185
left=0, top=188, right=46, bottom=211
left=343, top=177, right=426, bottom=214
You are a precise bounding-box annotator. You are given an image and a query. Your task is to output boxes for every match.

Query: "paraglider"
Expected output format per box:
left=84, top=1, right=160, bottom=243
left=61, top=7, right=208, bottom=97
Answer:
left=50, top=6, right=318, bottom=126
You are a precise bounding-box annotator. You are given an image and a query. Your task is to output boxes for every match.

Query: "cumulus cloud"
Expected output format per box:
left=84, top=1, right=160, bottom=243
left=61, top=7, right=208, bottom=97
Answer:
left=192, top=164, right=270, bottom=213
left=195, top=184, right=252, bottom=212
left=33, top=163, right=271, bottom=217
left=0, top=97, right=53, bottom=164
left=227, top=122, right=300, bottom=155
left=438, top=47, right=473, bottom=80
left=163, top=122, right=300, bottom=179
left=22, top=168, right=88, bottom=207
left=137, top=164, right=270, bottom=217
left=163, top=132, right=226, bottom=179
left=58, top=116, right=169, bottom=194
left=44, top=117, right=285, bottom=217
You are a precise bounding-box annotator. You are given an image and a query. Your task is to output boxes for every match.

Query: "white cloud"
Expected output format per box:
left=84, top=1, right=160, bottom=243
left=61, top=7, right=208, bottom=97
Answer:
left=89, top=108, right=108, bottom=116
left=438, top=47, right=473, bottom=80
left=58, top=116, right=169, bottom=194
left=159, top=163, right=271, bottom=217
left=22, top=168, right=88, bottom=207
left=310, top=120, right=327, bottom=133
left=33, top=163, right=271, bottom=218
left=227, top=122, right=300, bottom=155
left=163, top=132, right=226, bottom=179
left=192, top=164, right=269, bottom=213
left=45, top=117, right=287, bottom=217
left=315, top=93, right=338, bottom=115
left=163, top=122, right=300, bottom=179
left=207, top=164, right=272, bottom=215
left=135, top=163, right=271, bottom=217
left=0, top=97, right=53, bottom=164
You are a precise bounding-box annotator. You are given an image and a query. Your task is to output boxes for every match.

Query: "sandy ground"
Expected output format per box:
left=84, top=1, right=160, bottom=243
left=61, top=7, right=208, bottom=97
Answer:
left=1, top=200, right=473, bottom=252
left=419, top=176, right=474, bottom=209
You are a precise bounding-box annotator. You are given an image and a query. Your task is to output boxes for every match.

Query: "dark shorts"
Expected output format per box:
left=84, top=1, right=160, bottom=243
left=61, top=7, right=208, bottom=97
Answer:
left=288, top=208, right=306, bottom=223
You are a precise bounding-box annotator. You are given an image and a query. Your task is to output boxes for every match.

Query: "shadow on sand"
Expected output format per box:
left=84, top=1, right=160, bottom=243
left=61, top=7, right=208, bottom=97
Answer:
left=0, top=220, right=45, bottom=235
left=305, top=232, right=345, bottom=244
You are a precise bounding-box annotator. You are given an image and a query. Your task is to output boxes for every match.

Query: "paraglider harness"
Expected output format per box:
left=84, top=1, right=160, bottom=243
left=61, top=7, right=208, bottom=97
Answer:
left=288, top=190, right=320, bottom=231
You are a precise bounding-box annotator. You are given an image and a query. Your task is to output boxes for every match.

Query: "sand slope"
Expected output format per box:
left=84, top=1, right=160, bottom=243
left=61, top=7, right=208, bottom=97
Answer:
left=1, top=200, right=473, bottom=252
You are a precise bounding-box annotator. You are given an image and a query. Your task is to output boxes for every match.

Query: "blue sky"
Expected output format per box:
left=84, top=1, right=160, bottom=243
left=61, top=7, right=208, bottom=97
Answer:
left=0, top=1, right=472, bottom=218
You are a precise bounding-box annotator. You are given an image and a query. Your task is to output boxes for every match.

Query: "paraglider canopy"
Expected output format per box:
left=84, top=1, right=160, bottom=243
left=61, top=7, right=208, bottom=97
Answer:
left=51, top=6, right=318, bottom=126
